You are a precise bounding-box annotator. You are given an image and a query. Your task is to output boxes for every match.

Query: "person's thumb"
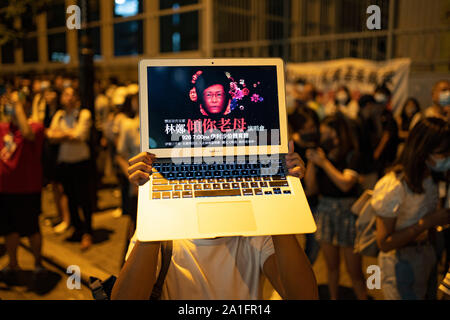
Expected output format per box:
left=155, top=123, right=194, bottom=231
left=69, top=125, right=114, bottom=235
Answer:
left=288, top=140, right=294, bottom=154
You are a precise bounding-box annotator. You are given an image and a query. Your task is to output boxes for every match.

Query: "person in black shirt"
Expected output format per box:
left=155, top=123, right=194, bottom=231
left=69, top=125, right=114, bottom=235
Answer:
left=304, top=114, right=368, bottom=300
left=397, top=97, right=420, bottom=142
left=371, top=85, right=400, bottom=177
left=288, top=105, right=321, bottom=264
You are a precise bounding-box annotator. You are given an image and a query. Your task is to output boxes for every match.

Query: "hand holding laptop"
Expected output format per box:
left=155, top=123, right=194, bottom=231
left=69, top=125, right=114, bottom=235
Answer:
left=128, top=152, right=156, bottom=186
left=285, top=140, right=305, bottom=179
left=135, top=59, right=316, bottom=241
left=129, top=140, right=306, bottom=188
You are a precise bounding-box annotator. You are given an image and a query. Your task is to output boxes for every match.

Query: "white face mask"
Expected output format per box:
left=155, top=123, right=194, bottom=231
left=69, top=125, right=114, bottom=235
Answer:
left=428, top=155, right=450, bottom=173
left=374, top=93, right=387, bottom=104
left=438, top=90, right=450, bottom=107
left=336, top=91, right=348, bottom=105
left=296, top=84, right=304, bottom=93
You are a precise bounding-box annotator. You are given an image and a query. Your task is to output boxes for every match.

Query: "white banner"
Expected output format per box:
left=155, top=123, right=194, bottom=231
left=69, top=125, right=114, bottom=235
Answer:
left=286, top=58, right=411, bottom=116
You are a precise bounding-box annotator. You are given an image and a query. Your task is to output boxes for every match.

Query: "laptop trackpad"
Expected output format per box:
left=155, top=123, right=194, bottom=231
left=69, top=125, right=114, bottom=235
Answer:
left=197, top=201, right=257, bottom=234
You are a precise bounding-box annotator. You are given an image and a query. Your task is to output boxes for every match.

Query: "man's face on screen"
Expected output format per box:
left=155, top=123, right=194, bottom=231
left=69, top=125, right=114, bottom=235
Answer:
left=203, top=84, right=226, bottom=114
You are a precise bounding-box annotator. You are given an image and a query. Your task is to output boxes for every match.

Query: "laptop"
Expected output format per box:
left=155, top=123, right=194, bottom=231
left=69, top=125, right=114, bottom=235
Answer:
left=136, top=58, right=316, bottom=241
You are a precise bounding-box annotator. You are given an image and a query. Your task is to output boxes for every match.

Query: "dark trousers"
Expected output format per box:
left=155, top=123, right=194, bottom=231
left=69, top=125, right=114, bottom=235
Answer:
left=58, top=160, right=93, bottom=236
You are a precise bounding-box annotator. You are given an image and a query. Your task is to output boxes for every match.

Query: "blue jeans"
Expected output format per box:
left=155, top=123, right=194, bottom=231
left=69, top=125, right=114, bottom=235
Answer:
left=378, top=245, right=436, bottom=300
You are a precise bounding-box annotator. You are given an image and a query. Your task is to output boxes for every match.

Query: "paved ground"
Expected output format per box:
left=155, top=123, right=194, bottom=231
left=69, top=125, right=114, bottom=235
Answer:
left=1, top=183, right=386, bottom=300
left=0, top=185, right=127, bottom=300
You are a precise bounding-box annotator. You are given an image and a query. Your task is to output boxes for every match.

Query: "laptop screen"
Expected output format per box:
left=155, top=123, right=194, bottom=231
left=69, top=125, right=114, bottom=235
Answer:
left=146, top=66, right=281, bottom=149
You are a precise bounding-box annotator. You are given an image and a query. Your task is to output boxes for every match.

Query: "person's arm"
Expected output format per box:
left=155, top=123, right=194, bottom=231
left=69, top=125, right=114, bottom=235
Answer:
left=396, top=117, right=409, bottom=140
left=46, top=110, right=70, bottom=143
left=115, top=121, right=130, bottom=176
left=10, top=92, right=34, bottom=141
left=321, top=160, right=358, bottom=193
left=304, top=156, right=318, bottom=196
left=373, top=130, right=390, bottom=161
left=111, top=240, right=161, bottom=300
left=67, top=109, right=92, bottom=142
left=263, top=236, right=318, bottom=300
left=262, top=142, right=318, bottom=299
left=46, top=129, right=71, bottom=142
left=111, top=151, right=160, bottom=300
left=376, top=208, right=450, bottom=252
left=46, top=109, right=92, bottom=143
left=307, top=148, right=357, bottom=193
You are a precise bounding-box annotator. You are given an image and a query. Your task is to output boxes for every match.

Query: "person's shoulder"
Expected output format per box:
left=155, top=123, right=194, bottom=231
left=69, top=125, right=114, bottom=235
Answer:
left=79, top=108, right=92, bottom=118
left=374, top=171, right=402, bottom=190
left=371, top=171, right=406, bottom=216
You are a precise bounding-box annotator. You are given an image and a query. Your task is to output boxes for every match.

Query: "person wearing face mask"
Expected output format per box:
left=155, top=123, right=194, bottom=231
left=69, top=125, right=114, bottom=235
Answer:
left=373, top=85, right=391, bottom=109
left=325, top=86, right=359, bottom=120
left=373, top=117, right=450, bottom=300
left=304, top=114, right=368, bottom=300
left=410, top=80, right=450, bottom=129
left=288, top=105, right=321, bottom=264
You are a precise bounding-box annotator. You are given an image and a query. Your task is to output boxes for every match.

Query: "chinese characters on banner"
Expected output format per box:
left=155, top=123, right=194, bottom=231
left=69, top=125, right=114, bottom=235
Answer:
left=286, top=58, right=411, bottom=115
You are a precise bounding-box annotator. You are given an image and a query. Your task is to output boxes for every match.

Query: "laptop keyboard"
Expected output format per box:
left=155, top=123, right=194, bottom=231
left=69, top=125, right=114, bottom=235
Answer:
left=151, top=160, right=292, bottom=199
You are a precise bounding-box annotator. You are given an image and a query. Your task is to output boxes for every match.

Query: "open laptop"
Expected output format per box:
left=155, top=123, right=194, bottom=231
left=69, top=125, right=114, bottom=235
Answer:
left=136, top=58, right=316, bottom=241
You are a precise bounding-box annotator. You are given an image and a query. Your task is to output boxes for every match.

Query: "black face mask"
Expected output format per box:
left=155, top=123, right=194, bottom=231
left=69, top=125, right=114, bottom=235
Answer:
left=320, top=138, right=336, bottom=154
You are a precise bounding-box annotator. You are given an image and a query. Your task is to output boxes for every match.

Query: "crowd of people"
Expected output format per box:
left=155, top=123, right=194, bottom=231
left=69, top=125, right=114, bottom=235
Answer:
left=0, top=72, right=449, bottom=300
left=287, top=79, right=450, bottom=299
left=0, top=74, right=140, bottom=272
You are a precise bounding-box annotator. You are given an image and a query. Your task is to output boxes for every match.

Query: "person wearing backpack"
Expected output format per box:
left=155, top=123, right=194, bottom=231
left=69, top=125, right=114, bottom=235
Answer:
left=373, top=117, right=450, bottom=300
left=110, top=142, right=319, bottom=300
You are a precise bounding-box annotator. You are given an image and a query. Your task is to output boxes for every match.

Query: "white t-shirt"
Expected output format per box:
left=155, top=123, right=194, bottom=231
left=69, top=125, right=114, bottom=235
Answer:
left=371, top=171, right=438, bottom=230
left=49, top=108, right=92, bottom=163
left=324, top=100, right=359, bottom=120
left=125, top=235, right=276, bottom=300
left=117, top=116, right=139, bottom=162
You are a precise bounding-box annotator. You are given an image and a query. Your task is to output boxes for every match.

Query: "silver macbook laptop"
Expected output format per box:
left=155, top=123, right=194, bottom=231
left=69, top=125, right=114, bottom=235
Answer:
left=136, top=58, right=316, bottom=241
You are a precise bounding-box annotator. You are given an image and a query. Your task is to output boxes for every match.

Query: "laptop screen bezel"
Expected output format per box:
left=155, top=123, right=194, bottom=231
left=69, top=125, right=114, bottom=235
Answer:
left=138, top=58, right=289, bottom=158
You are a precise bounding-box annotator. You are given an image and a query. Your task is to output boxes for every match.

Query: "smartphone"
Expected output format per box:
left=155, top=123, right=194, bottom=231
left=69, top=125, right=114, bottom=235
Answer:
left=4, top=103, right=15, bottom=117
